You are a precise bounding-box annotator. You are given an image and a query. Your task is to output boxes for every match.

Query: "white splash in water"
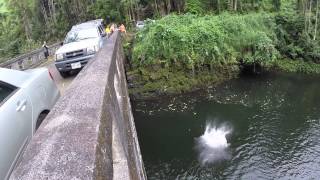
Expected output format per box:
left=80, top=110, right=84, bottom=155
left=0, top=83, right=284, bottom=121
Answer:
left=195, top=122, right=232, bottom=165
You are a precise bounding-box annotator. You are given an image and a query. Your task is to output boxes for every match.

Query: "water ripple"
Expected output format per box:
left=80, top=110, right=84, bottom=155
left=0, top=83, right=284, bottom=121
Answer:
left=134, top=73, right=320, bottom=179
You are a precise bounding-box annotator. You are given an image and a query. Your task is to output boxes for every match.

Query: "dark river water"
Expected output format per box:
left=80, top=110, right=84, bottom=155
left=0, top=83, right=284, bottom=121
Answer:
left=132, top=72, right=320, bottom=180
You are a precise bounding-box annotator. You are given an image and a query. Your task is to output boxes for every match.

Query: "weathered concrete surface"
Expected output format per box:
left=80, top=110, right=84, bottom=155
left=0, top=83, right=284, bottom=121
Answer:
left=10, top=32, right=146, bottom=180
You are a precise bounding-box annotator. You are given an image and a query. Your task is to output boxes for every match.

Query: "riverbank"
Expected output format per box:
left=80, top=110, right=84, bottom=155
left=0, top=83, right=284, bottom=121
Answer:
left=273, top=59, right=320, bottom=74
left=125, top=12, right=320, bottom=100
left=127, top=64, right=239, bottom=100
left=126, top=60, right=320, bottom=100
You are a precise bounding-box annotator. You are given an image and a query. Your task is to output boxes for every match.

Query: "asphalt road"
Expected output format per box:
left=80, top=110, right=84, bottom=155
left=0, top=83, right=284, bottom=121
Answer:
left=40, top=58, right=76, bottom=95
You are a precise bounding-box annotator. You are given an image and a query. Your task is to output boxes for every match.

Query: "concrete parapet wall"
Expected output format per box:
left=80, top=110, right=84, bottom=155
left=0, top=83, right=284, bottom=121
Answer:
left=0, top=42, right=61, bottom=70
left=10, top=32, right=146, bottom=180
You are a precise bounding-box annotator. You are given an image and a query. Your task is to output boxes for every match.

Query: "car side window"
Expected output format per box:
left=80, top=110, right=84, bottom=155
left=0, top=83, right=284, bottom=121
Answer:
left=0, top=82, right=17, bottom=105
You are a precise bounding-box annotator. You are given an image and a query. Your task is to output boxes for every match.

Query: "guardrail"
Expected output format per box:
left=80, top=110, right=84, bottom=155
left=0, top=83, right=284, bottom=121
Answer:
left=10, top=32, right=147, bottom=180
left=0, top=42, right=61, bottom=70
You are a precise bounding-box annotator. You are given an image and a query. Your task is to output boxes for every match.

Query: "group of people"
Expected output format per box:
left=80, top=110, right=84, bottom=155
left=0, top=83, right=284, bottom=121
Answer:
left=105, top=23, right=127, bottom=37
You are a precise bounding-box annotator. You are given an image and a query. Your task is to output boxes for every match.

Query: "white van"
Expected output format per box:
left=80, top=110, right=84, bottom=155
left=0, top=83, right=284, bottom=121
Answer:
left=54, top=19, right=106, bottom=77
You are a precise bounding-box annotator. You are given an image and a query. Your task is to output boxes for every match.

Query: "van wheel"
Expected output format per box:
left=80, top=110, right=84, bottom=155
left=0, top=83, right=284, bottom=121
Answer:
left=59, top=71, right=69, bottom=78
left=36, top=112, right=48, bottom=130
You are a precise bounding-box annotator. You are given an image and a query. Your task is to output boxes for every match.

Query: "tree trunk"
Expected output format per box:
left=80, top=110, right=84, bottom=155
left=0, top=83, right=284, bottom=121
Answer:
left=234, top=0, right=238, bottom=11
left=308, top=0, right=312, bottom=33
left=228, top=0, right=233, bottom=10
left=314, top=0, right=319, bottom=40
left=131, top=1, right=135, bottom=22
left=229, top=0, right=238, bottom=11
left=40, top=1, right=49, bottom=26
left=165, top=0, right=171, bottom=14
left=22, top=9, right=32, bottom=40
left=52, top=0, right=57, bottom=22
left=304, top=0, right=309, bottom=32
left=154, top=0, right=159, bottom=16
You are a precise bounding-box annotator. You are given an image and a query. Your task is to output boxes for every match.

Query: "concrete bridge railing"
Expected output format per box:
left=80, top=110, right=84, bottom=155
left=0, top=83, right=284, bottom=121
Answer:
left=10, top=32, right=147, bottom=180
left=0, top=42, right=61, bottom=70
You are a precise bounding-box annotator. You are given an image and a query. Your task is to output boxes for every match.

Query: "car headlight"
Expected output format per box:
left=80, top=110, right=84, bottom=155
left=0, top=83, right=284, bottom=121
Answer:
left=87, top=46, right=97, bottom=54
left=55, top=54, right=63, bottom=61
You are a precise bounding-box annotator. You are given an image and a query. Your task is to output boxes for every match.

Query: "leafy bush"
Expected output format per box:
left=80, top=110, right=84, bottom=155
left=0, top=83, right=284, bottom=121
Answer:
left=133, top=13, right=279, bottom=70
left=185, top=0, right=206, bottom=14
left=274, top=59, right=320, bottom=74
left=275, top=11, right=320, bottom=63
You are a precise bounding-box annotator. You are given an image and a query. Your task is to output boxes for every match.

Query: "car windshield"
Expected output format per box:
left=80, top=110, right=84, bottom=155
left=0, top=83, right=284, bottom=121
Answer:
left=0, top=82, right=16, bottom=104
left=64, top=28, right=99, bottom=44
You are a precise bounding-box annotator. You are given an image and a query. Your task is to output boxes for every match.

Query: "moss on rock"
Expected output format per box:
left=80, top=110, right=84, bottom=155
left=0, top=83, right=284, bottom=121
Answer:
left=127, top=65, right=239, bottom=100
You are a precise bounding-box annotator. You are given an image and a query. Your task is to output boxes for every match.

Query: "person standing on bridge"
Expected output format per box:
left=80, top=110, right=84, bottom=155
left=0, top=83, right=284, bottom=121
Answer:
left=42, top=41, right=49, bottom=59
left=105, top=25, right=111, bottom=37
left=110, top=24, right=115, bottom=34
left=119, top=24, right=126, bottom=34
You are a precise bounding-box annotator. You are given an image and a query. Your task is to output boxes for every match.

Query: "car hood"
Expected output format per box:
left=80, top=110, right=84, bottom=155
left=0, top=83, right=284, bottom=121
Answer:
left=0, top=68, right=46, bottom=88
left=56, top=38, right=99, bottom=54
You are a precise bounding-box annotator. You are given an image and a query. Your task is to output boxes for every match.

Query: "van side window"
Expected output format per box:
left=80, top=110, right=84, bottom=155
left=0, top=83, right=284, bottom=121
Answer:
left=100, top=25, right=105, bottom=32
left=98, top=26, right=104, bottom=36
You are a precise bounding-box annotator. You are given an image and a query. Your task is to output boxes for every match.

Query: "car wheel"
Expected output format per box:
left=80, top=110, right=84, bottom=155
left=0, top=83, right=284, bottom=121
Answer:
left=59, top=71, right=69, bottom=78
left=36, top=112, right=48, bottom=130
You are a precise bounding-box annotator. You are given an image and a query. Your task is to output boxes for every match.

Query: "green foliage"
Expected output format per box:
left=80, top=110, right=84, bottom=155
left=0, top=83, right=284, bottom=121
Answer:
left=0, top=0, right=8, bottom=13
left=272, top=0, right=281, bottom=11
left=88, top=0, right=122, bottom=22
left=274, top=58, right=320, bottom=74
left=0, top=0, right=318, bottom=68
left=275, top=11, right=320, bottom=63
left=133, top=13, right=279, bottom=69
left=185, top=0, right=206, bottom=14
left=0, top=13, right=22, bottom=60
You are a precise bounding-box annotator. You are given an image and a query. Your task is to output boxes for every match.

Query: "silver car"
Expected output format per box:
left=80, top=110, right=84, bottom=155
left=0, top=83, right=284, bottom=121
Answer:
left=136, top=21, right=145, bottom=29
left=0, top=68, right=60, bottom=179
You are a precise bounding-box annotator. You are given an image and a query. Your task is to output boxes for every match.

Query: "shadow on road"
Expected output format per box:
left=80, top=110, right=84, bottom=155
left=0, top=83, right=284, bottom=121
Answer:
left=47, top=63, right=77, bottom=95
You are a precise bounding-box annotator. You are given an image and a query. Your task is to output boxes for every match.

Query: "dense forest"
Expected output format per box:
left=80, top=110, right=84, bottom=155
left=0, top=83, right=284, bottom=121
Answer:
left=0, top=0, right=319, bottom=66
left=132, top=1, right=320, bottom=70
left=0, top=0, right=184, bottom=61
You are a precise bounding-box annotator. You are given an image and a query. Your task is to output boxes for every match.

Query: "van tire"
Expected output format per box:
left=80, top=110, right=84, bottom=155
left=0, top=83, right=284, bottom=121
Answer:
left=59, top=71, right=69, bottom=78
